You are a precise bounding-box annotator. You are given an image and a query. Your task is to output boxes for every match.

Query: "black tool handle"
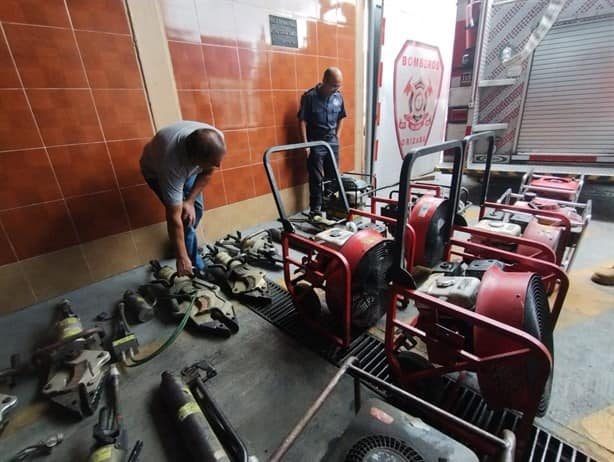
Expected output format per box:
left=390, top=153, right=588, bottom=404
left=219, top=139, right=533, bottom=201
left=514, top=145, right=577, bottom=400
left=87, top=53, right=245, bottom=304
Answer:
left=160, top=372, right=219, bottom=462
left=462, top=131, right=495, bottom=205
left=191, top=377, right=249, bottom=462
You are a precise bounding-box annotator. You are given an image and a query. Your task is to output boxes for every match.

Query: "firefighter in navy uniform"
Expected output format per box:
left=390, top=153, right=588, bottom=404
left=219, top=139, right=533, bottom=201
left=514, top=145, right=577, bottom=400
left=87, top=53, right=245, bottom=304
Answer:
left=298, top=67, right=347, bottom=216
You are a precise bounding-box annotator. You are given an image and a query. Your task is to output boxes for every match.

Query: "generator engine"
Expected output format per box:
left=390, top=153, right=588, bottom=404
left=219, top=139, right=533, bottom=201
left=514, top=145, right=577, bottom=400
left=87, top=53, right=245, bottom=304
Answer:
left=411, top=263, right=554, bottom=415
left=469, top=219, right=522, bottom=250
left=296, top=227, right=394, bottom=330
left=324, top=398, right=479, bottom=462
left=325, top=175, right=373, bottom=219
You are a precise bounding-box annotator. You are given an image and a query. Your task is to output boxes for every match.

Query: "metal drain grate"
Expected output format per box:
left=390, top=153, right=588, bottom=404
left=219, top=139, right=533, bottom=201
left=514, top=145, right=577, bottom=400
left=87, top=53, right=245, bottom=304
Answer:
left=525, top=427, right=598, bottom=462
left=245, top=280, right=598, bottom=462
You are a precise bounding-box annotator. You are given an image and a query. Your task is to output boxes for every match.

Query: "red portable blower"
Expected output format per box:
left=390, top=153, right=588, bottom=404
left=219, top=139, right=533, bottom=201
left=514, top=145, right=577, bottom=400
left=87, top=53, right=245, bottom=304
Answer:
left=386, top=139, right=569, bottom=458
left=263, top=141, right=395, bottom=347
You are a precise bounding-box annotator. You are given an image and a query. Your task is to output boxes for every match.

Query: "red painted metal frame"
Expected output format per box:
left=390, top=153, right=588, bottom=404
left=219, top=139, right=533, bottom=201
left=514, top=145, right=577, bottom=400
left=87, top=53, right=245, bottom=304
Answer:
left=447, top=235, right=569, bottom=327
left=490, top=189, right=592, bottom=271
left=282, top=232, right=352, bottom=347
left=381, top=229, right=565, bottom=456
left=281, top=207, right=393, bottom=348
left=384, top=282, right=551, bottom=457
left=384, top=234, right=568, bottom=456
left=454, top=224, right=557, bottom=264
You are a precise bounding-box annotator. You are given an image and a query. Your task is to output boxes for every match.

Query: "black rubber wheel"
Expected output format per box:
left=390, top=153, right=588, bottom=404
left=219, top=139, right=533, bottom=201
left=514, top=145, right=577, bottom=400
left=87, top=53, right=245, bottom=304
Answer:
left=294, top=282, right=322, bottom=319
left=396, top=351, right=445, bottom=404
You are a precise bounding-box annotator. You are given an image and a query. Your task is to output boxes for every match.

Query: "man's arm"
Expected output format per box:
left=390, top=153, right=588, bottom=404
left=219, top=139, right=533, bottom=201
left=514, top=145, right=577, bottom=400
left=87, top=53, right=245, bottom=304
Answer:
left=166, top=204, right=193, bottom=276
left=298, top=94, right=310, bottom=156
left=185, top=171, right=212, bottom=203
left=299, top=120, right=309, bottom=144
left=336, top=117, right=344, bottom=139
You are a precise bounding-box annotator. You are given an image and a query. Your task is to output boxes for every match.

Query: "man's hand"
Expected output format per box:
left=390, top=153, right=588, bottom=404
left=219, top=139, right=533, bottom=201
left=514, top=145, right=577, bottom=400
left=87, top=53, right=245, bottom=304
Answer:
left=181, top=201, right=196, bottom=226
left=305, top=147, right=311, bottom=158
left=176, top=255, right=193, bottom=277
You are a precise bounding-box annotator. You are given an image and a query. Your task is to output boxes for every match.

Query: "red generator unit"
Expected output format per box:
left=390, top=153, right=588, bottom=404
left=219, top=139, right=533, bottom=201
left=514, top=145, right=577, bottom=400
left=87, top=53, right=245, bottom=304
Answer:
left=467, top=132, right=591, bottom=271
left=387, top=140, right=569, bottom=459
left=263, top=141, right=395, bottom=347
left=520, top=170, right=583, bottom=202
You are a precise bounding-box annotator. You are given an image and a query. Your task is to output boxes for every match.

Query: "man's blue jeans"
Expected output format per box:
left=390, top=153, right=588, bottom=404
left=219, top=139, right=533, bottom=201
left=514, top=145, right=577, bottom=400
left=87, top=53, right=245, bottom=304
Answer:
left=307, top=143, right=339, bottom=212
left=145, top=174, right=205, bottom=272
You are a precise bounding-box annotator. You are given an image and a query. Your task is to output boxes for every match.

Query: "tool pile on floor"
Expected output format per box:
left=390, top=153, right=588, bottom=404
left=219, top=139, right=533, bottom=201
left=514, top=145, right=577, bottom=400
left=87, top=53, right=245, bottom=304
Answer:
left=0, top=230, right=284, bottom=461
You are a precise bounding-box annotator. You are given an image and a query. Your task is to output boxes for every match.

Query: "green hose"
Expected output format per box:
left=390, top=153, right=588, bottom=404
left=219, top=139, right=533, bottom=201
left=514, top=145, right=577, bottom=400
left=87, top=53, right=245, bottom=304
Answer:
left=125, top=295, right=195, bottom=367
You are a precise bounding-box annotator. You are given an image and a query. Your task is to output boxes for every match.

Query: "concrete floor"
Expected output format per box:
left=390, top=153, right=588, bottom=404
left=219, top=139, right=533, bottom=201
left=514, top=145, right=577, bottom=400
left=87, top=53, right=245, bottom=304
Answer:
left=0, top=179, right=613, bottom=461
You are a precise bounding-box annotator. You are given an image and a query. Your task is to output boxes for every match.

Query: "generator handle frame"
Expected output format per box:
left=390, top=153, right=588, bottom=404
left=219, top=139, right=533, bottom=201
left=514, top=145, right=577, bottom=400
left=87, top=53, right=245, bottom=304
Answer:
left=263, top=141, right=349, bottom=233
left=393, top=140, right=465, bottom=288
left=385, top=285, right=550, bottom=459
left=463, top=131, right=496, bottom=206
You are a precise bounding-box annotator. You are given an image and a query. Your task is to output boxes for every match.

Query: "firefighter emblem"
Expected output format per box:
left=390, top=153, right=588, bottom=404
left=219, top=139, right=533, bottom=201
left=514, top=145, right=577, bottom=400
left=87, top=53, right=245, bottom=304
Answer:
left=404, top=77, right=433, bottom=130
left=394, top=41, right=444, bottom=157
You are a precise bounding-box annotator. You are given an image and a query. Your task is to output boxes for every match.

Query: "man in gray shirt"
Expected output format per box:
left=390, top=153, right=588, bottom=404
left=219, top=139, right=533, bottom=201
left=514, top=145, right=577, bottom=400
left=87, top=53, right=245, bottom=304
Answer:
left=141, top=121, right=226, bottom=276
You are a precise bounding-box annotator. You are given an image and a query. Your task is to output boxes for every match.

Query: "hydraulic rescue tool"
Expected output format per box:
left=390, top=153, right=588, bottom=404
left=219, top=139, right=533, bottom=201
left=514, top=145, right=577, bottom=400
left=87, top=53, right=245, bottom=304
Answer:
left=87, top=365, right=143, bottom=462
left=160, top=360, right=249, bottom=462
left=203, top=247, right=269, bottom=302
left=147, top=260, right=239, bottom=337
left=122, top=290, right=155, bottom=323
left=34, top=299, right=110, bottom=418
left=215, top=229, right=282, bottom=267
left=110, top=302, right=140, bottom=365
left=0, top=393, right=17, bottom=434
left=9, top=433, right=64, bottom=461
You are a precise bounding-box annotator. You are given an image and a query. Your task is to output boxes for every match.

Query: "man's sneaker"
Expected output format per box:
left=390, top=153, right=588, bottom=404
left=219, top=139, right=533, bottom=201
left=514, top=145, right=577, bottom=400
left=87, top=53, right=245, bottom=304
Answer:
left=591, top=265, right=614, bottom=286
left=308, top=210, right=323, bottom=218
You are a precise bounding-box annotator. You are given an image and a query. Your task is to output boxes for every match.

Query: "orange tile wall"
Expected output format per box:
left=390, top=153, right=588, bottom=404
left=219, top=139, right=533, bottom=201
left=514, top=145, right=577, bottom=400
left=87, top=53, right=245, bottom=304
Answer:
left=0, top=0, right=158, bottom=265
left=158, top=0, right=357, bottom=209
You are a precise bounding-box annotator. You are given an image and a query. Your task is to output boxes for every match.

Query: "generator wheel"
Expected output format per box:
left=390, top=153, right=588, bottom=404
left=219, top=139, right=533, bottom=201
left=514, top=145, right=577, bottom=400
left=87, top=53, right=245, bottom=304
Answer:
left=294, top=281, right=321, bottom=319
left=396, top=351, right=445, bottom=404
